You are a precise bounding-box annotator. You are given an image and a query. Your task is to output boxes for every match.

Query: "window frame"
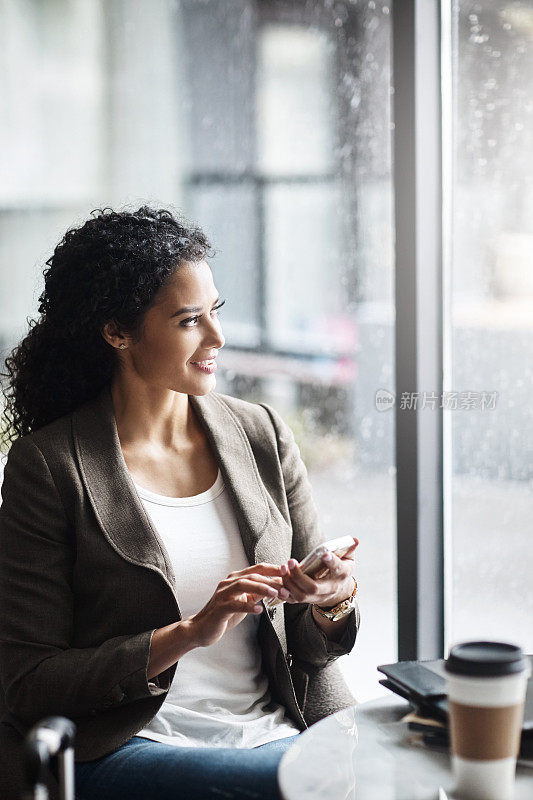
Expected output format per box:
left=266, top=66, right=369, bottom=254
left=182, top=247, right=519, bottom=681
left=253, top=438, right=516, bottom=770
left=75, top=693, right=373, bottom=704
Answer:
left=392, top=0, right=446, bottom=660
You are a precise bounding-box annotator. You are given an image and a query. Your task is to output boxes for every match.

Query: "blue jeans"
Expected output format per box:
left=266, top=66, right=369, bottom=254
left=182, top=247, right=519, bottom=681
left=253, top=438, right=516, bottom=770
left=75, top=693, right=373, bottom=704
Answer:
left=71, top=734, right=301, bottom=800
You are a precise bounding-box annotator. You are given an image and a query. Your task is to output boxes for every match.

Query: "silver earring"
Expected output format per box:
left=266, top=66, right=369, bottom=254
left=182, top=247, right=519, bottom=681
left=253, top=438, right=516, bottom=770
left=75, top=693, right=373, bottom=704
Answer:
left=119, top=343, right=127, bottom=349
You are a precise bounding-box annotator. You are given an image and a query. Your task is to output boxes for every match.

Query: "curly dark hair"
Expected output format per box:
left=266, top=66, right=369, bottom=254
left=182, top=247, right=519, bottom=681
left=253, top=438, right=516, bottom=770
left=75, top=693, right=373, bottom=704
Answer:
left=0, top=205, right=216, bottom=449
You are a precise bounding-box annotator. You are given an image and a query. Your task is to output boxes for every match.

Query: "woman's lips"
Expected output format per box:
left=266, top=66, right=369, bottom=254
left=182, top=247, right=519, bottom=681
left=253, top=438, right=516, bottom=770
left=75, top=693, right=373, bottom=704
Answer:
left=190, top=360, right=217, bottom=374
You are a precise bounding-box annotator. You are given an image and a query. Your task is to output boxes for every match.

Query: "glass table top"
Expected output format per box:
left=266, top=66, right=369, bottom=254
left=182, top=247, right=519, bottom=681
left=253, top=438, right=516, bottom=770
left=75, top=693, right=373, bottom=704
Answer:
left=278, top=696, right=533, bottom=800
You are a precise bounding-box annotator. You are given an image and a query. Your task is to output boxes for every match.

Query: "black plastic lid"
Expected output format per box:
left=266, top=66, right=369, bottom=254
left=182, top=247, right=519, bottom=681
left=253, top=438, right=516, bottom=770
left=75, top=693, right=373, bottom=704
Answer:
left=445, top=641, right=527, bottom=677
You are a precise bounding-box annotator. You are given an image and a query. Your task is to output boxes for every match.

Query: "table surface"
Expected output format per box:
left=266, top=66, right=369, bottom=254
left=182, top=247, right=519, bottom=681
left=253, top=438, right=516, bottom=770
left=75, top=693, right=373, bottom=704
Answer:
left=278, top=696, right=533, bottom=800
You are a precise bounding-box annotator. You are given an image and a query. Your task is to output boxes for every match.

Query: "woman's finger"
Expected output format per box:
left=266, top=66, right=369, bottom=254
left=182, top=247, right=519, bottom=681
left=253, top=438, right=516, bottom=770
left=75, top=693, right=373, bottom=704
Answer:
left=338, top=542, right=358, bottom=561
left=226, top=578, right=283, bottom=599
left=254, top=563, right=284, bottom=574
left=320, top=551, right=346, bottom=577
left=281, top=573, right=308, bottom=602
left=227, top=563, right=282, bottom=579
left=283, top=560, right=320, bottom=598
left=283, top=554, right=355, bottom=603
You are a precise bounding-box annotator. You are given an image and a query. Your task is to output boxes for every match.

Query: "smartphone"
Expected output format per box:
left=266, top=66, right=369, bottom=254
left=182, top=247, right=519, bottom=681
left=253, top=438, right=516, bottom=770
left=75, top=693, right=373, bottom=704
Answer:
left=263, top=534, right=358, bottom=609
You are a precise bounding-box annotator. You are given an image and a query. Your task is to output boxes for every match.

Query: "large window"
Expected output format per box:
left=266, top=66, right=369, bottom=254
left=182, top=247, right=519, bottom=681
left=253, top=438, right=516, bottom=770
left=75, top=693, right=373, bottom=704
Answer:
left=5, top=0, right=528, bottom=706
left=447, top=1, right=533, bottom=649
left=0, top=0, right=396, bottom=702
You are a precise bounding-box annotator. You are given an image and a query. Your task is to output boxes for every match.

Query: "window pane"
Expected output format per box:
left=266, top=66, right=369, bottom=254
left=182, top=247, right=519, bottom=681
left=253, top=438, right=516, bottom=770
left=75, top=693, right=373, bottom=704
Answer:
left=264, top=181, right=346, bottom=354
left=190, top=183, right=261, bottom=347
left=448, top=2, right=533, bottom=649
left=0, top=1, right=105, bottom=205
left=256, top=24, right=336, bottom=176
left=179, top=0, right=256, bottom=174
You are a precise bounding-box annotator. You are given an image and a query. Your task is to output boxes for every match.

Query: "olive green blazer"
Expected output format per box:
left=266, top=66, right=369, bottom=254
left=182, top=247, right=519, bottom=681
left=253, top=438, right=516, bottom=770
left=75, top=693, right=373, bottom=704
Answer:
left=0, top=384, right=359, bottom=769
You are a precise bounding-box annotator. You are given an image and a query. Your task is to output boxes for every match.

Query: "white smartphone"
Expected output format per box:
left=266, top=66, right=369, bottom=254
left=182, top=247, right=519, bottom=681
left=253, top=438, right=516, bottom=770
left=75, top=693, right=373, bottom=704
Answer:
left=263, top=534, right=358, bottom=609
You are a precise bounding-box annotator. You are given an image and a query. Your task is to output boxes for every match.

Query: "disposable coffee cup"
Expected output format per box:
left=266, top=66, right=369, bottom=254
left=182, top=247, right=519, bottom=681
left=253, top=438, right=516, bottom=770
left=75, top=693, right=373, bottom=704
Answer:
left=444, top=641, right=530, bottom=800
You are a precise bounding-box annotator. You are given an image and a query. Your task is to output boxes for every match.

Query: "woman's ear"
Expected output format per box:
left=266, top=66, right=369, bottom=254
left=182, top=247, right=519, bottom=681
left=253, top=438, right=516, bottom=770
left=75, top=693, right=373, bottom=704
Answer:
left=101, top=321, right=128, bottom=350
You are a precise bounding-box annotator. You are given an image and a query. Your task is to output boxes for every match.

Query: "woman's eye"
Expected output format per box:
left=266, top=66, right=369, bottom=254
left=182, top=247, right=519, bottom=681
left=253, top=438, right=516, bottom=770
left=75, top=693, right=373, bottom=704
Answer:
left=181, top=301, right=225, bottom=328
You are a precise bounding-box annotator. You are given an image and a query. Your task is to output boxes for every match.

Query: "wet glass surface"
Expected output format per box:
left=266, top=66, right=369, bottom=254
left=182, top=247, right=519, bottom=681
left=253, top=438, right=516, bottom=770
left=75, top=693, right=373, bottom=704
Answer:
left=447, top=2, right=533, bottom=650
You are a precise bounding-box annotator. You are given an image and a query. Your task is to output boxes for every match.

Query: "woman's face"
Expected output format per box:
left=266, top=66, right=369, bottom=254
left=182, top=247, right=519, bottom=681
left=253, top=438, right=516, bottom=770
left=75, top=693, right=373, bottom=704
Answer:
left=120, top=260, right=226, bottom=395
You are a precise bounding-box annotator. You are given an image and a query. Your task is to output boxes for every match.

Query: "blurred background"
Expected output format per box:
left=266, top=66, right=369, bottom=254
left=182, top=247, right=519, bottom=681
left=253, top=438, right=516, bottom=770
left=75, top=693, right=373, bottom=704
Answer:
left=0, top=0, right=532, bottom=702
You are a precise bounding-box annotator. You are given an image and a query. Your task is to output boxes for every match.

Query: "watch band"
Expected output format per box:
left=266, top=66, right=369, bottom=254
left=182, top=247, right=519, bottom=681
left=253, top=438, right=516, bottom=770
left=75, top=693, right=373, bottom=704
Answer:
left=313, top=576, right=358, bottom=622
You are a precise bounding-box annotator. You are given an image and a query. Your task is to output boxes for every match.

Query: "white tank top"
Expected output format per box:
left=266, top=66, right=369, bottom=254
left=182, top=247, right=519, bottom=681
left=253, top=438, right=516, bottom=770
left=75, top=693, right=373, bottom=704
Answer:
left=133, top=467, right=300, bottom=748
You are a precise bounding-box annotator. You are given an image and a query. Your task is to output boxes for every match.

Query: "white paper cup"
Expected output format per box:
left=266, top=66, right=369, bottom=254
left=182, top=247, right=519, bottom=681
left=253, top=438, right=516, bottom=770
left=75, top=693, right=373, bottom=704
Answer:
left=445, top=642, right=530, bottom=800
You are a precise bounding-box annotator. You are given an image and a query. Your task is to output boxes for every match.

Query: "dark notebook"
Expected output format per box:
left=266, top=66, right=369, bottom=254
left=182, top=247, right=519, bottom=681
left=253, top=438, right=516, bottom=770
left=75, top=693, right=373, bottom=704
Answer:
left=377, top=656, right=533, bottom=759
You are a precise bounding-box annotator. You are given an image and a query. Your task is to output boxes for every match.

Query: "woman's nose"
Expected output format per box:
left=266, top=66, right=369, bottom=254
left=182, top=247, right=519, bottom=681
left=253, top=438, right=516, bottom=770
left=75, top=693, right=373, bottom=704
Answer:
left=205, top=322, right=225, bottom=349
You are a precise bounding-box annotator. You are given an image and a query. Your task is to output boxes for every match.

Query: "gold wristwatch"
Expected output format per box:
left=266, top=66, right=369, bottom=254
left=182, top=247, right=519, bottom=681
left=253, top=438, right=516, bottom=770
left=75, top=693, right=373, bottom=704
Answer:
left=313, top=576, right=358, bottom=622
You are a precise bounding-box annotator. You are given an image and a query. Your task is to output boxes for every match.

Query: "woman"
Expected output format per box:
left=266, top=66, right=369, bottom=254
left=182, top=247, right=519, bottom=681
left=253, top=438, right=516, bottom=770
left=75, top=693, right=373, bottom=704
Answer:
left=0, top=207, right=360, bottom=800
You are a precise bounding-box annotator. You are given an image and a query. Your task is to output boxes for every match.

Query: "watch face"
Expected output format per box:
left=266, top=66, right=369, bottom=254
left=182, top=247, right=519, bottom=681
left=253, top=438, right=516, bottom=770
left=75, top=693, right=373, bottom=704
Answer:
left=332, top=601, right=355, bottom=621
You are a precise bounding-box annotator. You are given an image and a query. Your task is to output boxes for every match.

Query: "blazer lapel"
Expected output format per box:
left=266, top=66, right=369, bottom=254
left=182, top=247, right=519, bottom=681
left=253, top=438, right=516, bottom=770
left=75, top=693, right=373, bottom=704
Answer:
left=188, top=391, right=271, bottom=566
left=72, top=385, right=272, bottom=613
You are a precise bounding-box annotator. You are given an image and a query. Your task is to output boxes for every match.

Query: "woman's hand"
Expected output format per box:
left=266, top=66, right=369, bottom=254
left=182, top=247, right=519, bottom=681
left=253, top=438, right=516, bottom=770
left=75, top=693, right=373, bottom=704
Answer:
left=280, top=538, right=359, bottom=608
left=188, top=563, right=291, bottom=648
